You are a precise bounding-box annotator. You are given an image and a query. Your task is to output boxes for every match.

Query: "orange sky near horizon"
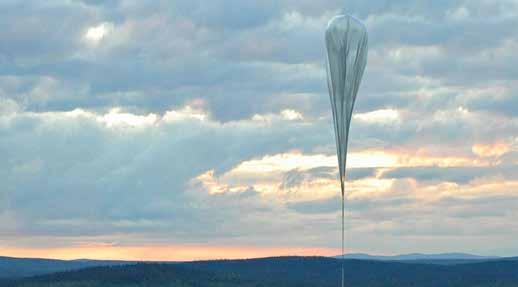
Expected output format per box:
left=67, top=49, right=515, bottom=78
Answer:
left=0, top=245, right=341, bottom=261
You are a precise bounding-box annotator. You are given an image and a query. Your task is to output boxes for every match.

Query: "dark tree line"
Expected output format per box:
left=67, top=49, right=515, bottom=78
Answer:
left=5, top=256, right=518, bottom=287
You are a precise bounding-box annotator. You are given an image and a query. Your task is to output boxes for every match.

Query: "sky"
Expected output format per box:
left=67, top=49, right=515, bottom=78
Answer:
left=1, top=0, right=518, bottom=260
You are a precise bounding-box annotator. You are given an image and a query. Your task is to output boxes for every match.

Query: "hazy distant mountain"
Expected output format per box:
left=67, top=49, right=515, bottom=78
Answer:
left=4, top=256, right=518, bottom=287
left=337, top=252, right=500, bottom=261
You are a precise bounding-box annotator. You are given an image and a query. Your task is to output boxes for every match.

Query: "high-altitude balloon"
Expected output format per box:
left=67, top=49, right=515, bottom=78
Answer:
left=325, top=13, right=368, bottom=287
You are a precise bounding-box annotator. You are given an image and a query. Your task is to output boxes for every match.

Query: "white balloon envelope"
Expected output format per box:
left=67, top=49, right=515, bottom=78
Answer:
left=325, top=13, right=368, bottom=287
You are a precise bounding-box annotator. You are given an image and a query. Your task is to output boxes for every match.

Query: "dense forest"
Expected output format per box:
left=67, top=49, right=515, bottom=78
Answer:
left=3, top=256, right=518, bottom=287
left=0, top=257, right=131, bottom=279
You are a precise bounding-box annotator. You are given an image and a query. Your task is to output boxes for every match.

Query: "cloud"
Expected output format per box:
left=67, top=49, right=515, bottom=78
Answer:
left=2, top=0, right=517, bottom=123
left=382, top=165, right=518, bottom=184
left=0, top=106, right=335, bottom=242
left=286, top=196, right=339, bottom=214
left=354, top=109, right=400, bottom=124
left=83, top=22, right=115, bottom=46
left=1, top=0, right=518, bottom=257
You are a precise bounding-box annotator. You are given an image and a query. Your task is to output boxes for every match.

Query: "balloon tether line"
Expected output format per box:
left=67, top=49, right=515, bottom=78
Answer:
left=341, top=179, right=345, bottom=287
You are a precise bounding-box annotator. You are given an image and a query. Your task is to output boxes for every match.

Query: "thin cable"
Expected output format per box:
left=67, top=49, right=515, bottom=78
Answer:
left=341, top=180, right=345, bottom=287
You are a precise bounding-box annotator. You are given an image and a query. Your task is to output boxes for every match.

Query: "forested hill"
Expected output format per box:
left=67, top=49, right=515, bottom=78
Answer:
left=0, top=256, right=132, bottom=279
left=4, top=256, right=518, bottom=287
left=3, top=263, right=252, bottom=287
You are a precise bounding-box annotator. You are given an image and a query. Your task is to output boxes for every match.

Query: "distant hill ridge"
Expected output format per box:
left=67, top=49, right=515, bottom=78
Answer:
left=0, top=253, right=515, bottom=280
left=337, top=252, right=500, bottom=261
left=0, top=256, right=133, bottom=279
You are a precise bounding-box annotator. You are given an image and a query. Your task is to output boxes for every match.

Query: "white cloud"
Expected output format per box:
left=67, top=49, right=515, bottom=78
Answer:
left=354, top=109, right=400, bottom=125
left=98, top=108, right=158, bottom=128
left=83, top=22, right=114, bottom=46
left=163, top=106, right=208, bottom=122
left=280, top=109, right=303, bottom=120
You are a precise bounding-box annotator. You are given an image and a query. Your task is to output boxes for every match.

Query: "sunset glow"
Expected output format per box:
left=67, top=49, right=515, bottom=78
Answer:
left=0, top=245, right=340, bottom=261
